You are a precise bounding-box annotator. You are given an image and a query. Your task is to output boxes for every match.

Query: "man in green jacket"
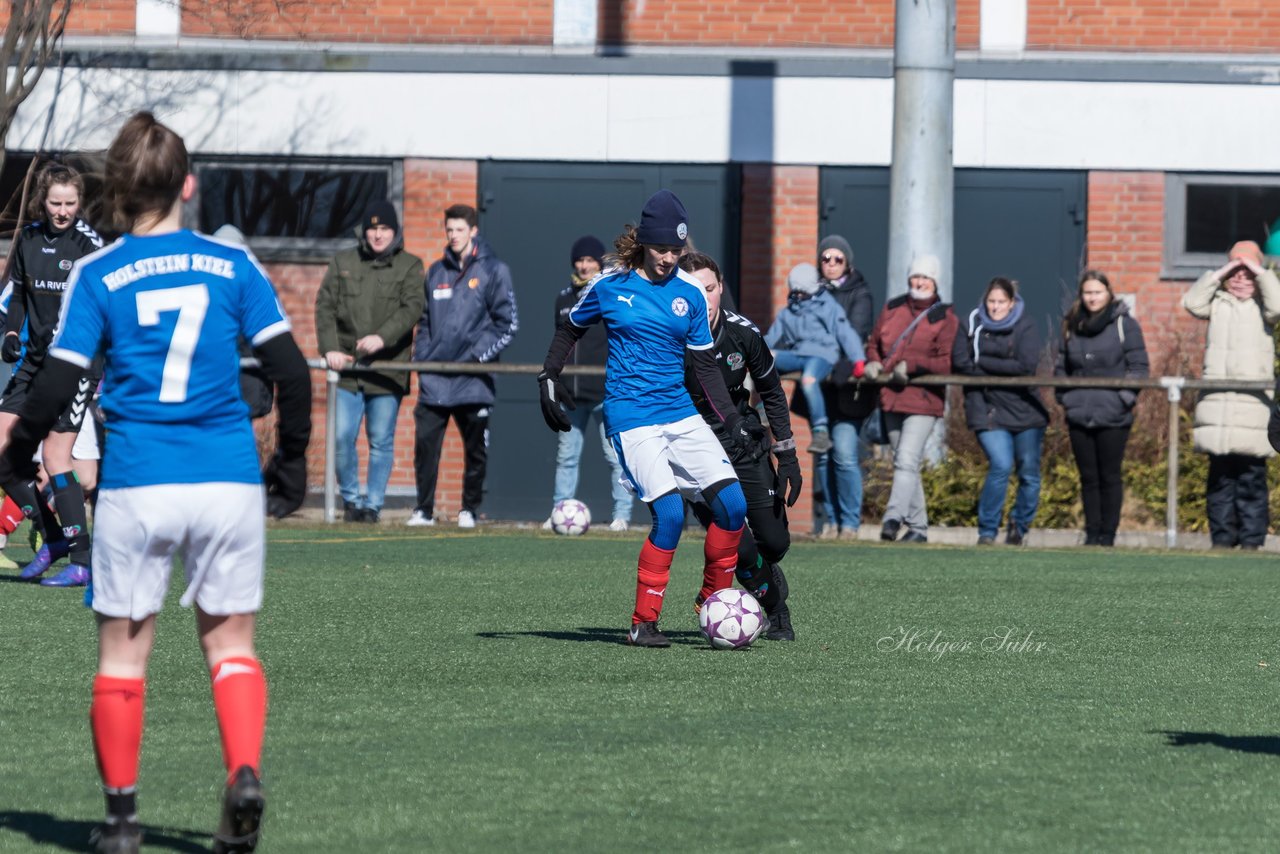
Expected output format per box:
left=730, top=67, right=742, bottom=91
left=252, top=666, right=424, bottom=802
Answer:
left=315, top=200, right=425, bottom=522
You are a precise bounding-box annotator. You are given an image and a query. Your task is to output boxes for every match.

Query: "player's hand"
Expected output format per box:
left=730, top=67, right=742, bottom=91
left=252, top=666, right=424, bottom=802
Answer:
left=537, top=370, right=576, bottom=432
left=724, top=419, right=767, bottom=464
left=774, top=448, right=802, bottom=507
left=1, top=333, right=22, bottom=363
left=862, top=361, right=883, bottom=380
left=263, top=450, right=307, bottom=519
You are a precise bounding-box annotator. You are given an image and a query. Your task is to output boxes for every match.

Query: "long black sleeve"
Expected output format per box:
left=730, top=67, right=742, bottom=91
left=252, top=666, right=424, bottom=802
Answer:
left=254, top=333, right=312, bottom=458
left=542, top=321, right=586, bottom=375
left=688, top=347, right=741, bottom=432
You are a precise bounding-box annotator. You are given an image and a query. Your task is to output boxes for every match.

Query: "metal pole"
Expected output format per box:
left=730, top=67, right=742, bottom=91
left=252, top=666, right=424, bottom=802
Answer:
left=324, top=370, right=339, bottom=524
left=887, top=0, right=956, bottom=302
left=1161, top=377, right=1185, bottom=549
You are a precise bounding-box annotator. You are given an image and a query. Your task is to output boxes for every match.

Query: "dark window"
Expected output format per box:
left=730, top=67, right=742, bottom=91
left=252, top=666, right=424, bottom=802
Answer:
left=1164, top=174, right=1280, bottom=279
left=195, top=161, right=391, bottom=240
left=1185, top=183, right=1280, bottom=254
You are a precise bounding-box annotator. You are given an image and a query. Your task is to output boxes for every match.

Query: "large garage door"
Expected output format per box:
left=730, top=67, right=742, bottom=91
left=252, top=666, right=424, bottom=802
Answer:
left=820, top=168, right=1087, bottom=343
left=477, top=162, right=741, bottom=523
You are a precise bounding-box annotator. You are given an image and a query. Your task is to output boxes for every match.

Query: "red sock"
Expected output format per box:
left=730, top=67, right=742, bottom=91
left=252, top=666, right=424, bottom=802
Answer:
left=210, top=656, right=267, bottom=783
left=633, top=539, right=675, bottom=625
left=700, top=524, right=744, bottom=602
left=91, top=675, right=146, bottom=790
left=0, top=495, right=22, bottom=536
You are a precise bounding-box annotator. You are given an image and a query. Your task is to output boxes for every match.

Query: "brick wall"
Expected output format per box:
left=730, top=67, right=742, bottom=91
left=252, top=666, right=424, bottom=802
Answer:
left=1084, top=171, right=1203, bottom=373
left=606, top=0, right=982, bottom=49
left=739, top=164, right=822, bottom=533
left=181, top=0, right=553, bottom=44
left=0, top=0, right=135, bottom=35
left=1028, top=0, right=1280, bottom=53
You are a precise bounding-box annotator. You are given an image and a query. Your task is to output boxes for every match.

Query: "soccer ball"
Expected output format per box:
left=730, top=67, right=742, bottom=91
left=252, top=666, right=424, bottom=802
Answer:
left=550, top=499, right=591, bottom=536
left=698, top=588, right=765, bottom=650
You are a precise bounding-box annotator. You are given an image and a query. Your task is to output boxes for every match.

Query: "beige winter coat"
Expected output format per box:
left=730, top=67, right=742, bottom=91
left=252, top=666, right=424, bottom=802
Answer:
left=1182, top=268, right=1280, bottom=457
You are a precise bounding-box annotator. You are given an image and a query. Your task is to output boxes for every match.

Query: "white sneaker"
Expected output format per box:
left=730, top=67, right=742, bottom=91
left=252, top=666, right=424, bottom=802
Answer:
left=406, top=509, right=435, bottom=527
left=541, top=517, right=554, bottom=530
left=457, top=509, right=477, bottom=529
left=608, top=518, right=629, bottom=532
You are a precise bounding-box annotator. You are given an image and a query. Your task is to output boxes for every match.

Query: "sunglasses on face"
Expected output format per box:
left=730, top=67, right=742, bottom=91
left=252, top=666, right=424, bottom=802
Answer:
left=821, top=255, right=845, bottom=265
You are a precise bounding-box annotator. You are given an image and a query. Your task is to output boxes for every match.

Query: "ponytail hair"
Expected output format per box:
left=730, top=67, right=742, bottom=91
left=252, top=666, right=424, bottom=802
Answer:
left=606, top=223, right=645, bottom=271
left=28, top=162, right=85, bottom=221
left=104, top=111, right=189, bottom=232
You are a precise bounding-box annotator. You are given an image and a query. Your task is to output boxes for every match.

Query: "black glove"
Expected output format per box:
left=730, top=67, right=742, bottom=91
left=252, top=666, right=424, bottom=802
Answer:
left=723, top=419, right=766, bottom=465
left=537, top=370, right=575, bottom=432
left=1, top=334, right=22, bottom=363
left=774, top=448, right=802, bottom=507
left=263, top=451, right=307, bottom=519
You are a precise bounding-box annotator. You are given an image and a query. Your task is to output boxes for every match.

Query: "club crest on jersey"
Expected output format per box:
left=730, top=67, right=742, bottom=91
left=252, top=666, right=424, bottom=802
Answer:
left=671, top=297, right=689, bottom=317
left=726, top=352, right=745, bottom=370
left=59, top=259, right=73, bottom=271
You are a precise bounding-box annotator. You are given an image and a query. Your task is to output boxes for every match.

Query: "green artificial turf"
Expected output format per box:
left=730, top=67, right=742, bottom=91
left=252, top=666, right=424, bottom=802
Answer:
left=1, top=529, right=1278, bottom=852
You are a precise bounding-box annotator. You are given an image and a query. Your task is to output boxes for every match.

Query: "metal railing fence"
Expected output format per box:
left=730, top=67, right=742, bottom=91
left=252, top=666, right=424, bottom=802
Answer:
left=306, top=359, right=1277, bottom=547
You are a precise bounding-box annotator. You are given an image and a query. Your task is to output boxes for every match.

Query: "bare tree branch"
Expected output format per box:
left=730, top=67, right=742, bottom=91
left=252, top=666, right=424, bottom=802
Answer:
left=0, top=0, right=73, bottom=181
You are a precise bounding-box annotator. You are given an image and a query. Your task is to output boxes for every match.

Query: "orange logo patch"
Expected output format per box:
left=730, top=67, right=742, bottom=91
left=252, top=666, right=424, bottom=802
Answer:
left=469, top=278, right=480, bottom=289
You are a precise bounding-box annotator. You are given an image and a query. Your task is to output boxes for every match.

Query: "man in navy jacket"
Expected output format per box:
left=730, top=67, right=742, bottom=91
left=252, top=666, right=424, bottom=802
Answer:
left=407, top=204, right=518, bottom=528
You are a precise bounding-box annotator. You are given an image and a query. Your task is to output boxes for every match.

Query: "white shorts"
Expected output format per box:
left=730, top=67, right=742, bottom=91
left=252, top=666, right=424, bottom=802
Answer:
left=611, top=414, right=739, bottom=504
left=91, top=482, right=266, bottom=621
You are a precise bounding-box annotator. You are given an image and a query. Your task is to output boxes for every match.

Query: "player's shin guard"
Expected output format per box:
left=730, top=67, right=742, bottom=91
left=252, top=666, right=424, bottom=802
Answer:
left=0, top=494, right=22, bottom=536
left=700, top=523, right=743, bottom=602
left=51, top=471, right=91, bottom=565
left=633, top=539, right=675, bottom=625
left=210, top=657, right=267, bottom=784
left=91, top=675, right=146, bottom=792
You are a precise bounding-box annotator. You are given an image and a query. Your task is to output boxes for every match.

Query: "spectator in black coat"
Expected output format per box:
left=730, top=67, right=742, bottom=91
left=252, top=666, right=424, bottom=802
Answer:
left=952, top=278, right=1049, bottom=546
left=812, top=234, right=875, bottom=539
left=1055, top=269, right=1149, bottom=546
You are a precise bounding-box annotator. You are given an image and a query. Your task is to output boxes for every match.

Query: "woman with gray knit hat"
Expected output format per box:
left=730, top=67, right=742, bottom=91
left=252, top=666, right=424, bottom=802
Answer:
left=765, top=262, right=867, bottom=454
left=863, top=254, right=958, bottom=543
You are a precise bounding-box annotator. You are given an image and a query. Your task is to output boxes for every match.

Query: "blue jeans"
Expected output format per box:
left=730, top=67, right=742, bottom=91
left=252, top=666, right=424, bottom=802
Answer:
left=554, top=401, right=633, bottom=523
left=976, top=427, right=1044, bottom=538
left=773, top=352, right=833, bottom=430
left=335, top=388, right=402, bottom=512
left=819, top=418, right=863, bottom=531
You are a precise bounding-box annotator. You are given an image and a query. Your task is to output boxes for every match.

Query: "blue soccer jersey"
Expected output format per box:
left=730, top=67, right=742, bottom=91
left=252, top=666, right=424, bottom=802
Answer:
left=49, top=230, right=292, bottom=489
left=568, top=267, right=713, bottom=435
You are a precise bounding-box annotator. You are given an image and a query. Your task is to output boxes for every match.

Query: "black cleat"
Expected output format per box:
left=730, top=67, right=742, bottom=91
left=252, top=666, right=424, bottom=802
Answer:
left=626, top=621, right=671, bottom=647
left=213, top=765, right=266, bottom=854
left=89, top=820, right=142, bottom=854
left=764, top=606, right=795, bottom=641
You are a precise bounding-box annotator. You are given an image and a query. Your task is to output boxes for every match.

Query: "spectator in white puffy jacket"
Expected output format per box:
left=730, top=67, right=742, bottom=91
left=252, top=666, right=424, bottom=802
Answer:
left=1183, top=239, right=1280, bottom=550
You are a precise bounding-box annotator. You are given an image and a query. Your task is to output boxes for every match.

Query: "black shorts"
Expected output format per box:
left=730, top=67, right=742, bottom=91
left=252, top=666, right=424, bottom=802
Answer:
left=0, top=359, right=103, bottom=434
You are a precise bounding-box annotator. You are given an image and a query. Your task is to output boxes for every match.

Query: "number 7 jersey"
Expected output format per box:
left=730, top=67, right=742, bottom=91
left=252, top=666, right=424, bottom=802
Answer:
left=49, top=229, right=292, bottom=489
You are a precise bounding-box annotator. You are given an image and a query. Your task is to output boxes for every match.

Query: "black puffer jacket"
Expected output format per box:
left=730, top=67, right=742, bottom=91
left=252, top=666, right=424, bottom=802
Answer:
left=1054, top=301, right=1150, bottom=429
left=952, top=304, right=1049, bottom=432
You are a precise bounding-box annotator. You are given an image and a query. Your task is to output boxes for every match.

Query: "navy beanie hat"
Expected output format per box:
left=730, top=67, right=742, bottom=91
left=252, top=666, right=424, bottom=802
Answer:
left=570, top=235, right=606, bottom=266
left=363, top=199, right=399, bottom=233
left=635, top=189, right=689, bottom=247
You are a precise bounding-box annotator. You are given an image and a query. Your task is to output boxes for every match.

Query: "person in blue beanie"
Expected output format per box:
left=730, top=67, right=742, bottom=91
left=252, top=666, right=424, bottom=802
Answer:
left=765, top=262, right=866, bottom=454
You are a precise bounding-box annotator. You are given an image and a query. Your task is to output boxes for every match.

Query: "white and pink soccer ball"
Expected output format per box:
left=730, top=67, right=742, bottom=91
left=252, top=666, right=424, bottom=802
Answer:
left=550, top=499, right=591, bottom=536
left=698, top=588, right=765, bottom=650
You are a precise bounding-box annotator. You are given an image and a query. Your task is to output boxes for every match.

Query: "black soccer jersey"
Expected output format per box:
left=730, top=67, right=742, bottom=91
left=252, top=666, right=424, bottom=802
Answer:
left=684, top=308, right=794, bottom=445
left=4, top=218, right=103, bottom=364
